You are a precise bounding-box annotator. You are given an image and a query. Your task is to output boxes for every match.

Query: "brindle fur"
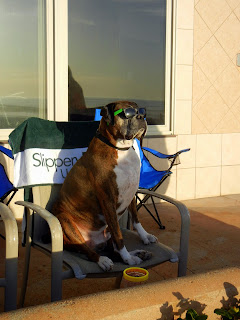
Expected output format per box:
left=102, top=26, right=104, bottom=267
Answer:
left=52, top=101, right=147, bottom=265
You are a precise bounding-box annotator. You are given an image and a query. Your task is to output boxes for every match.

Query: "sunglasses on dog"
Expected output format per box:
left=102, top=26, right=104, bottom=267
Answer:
left=114, top=107, right=146, bottom=119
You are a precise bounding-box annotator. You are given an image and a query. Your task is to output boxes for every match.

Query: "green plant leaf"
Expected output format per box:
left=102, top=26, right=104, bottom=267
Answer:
left=186, top=309, right=198, bottom=320
left=196, top=315, right=208, bottom=320
left=229, top=306, right=239, bottom=315
left=214, top=308, right=233, bottom=319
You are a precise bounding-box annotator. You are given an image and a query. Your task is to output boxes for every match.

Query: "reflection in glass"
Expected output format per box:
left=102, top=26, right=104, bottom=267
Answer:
left=0, top=0, right=47, bottom=129
left=68, top=0, right=166, bottom=124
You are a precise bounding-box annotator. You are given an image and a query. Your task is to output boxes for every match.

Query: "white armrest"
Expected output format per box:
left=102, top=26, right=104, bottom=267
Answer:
left=16, top=201, right=63, bottom=253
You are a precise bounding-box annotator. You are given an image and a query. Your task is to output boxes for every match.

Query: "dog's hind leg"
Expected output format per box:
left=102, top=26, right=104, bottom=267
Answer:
left=58, top=215, right=114, bottom=271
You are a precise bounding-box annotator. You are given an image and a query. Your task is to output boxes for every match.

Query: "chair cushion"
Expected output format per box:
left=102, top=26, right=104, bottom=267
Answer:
left=36, top=229, right=178, bottom=279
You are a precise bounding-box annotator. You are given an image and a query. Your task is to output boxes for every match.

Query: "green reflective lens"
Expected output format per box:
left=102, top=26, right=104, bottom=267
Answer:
left=114, top=109, right=123, bottom=116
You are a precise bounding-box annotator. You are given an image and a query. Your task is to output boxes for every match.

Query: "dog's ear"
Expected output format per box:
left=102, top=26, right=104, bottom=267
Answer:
left=139, top=128, right=147, bottom=147
left=100, top=103, right=116, bottom=125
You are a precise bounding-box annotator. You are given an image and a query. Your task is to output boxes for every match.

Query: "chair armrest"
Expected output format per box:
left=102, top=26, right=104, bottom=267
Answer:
left=16, top=201, right=63, bottom=253
left=136, top=188, right=190, bottom=275
left=0, top=203, right=18, bottom=259
left=137, top=189, right=190, bottom=223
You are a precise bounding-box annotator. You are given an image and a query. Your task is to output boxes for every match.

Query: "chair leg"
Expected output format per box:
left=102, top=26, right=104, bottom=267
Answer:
left=2, top=203, right=19, bottom=311
left=136, top=194, right=165, bottom=229
left=5, top=257, right=18, bottom=311
left=51, top=251, right=63, bottom=302
left=178, top=258, right=187, bottom=277
left=177, top=207, right=190, bottom=277
left=150, top=196, right=165, bottom=229
left=5, top=232, right=18, bottom=312
left=115, top=274, right=123, bottom=289
left=19, top=241, right=31, bottom=308
left=6, top=190, right=17, bottom=206
left=19, top=208, right=32, bottom=308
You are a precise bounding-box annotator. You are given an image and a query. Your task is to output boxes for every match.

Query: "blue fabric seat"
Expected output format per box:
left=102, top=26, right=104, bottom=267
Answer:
left=0, top=146, right=18, bottom=205
left=135, top=139, right=190, bottom=229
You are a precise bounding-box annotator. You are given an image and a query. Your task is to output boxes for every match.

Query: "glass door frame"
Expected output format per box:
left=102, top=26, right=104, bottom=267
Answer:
left=52, top=0, right=68, bottom=122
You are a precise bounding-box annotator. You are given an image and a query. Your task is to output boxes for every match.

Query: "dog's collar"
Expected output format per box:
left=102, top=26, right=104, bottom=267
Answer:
left=95, top=131, right=132, bottom=151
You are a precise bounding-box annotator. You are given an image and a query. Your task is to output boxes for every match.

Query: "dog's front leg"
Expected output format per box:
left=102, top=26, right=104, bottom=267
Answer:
left=98, top=194, right=143, bottom=266
left=107, top=221, right=143, bottom=266
left=128, top=198, right=158, bottom=245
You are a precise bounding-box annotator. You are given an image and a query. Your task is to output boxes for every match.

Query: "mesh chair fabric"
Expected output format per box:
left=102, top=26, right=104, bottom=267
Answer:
left=0, top=164, right=15, bottom=201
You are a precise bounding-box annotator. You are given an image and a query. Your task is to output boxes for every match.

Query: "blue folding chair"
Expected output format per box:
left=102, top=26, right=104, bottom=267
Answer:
left=135, top=140, right=190, bottom=229
left=0, top=146, right=18, bottom=205
left=94, top=108, right=102, bottom=121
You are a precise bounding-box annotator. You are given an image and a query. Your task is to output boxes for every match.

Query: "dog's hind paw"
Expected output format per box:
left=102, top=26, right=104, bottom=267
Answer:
left=130, top=249, right=152, bottom=261
left=98, top=256, right=114, bottom=271
left=125, top=255, right=142, bottom=265
left=118, top=246, right=142, bottom=265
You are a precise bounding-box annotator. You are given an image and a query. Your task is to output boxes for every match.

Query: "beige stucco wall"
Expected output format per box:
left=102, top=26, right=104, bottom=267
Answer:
left=192, top=0, right=240, bottom=133
left=144, top=0, right=240, bottom=203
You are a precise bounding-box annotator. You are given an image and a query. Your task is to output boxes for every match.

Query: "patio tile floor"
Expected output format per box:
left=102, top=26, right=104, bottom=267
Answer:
left=0, top=194, right=240, bottom=312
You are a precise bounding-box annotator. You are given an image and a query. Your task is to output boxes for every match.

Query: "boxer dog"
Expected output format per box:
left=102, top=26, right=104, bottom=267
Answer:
left=53, top=101, right=158, bottom=271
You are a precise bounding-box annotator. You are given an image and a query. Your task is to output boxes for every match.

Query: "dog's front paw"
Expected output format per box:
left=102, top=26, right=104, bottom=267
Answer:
left=133, top=222, right=158, bottom=245
left=98, top=256, right=114, bottom=271
left=142, top=233, right=158, bottom=245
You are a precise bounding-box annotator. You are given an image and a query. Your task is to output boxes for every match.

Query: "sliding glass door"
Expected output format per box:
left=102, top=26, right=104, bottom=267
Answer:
left=68, top=0, right=171, bottom=130
left=0, top=0, right=47, bottom=130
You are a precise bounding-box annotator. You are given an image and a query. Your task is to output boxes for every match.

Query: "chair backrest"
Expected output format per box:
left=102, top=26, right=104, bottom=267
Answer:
left=32, top=185, right=62, bottom=242
left=9, top=118, right=100, bottom=189
left=32, top=182, right=129, bottom=242
left=0, top=164, right=15, bottom=201
left=0, top=146, right=16, bottom=204
left=135, top=139, right=166, bottom=189
left=0, top=146, right=14, bottom=159
left=94, top=109, right=102, bottom=121
left=9, top=118, right=130, bottom=242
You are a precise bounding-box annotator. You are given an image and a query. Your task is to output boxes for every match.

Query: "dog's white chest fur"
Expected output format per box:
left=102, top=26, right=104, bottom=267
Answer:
left=114, top=143, right=140, bottom=213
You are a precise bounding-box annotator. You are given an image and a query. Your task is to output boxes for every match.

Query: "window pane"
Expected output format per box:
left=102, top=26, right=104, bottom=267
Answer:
left=0, top=0, right=47, bottom=129
left=68, top=0, right=166, bottom=125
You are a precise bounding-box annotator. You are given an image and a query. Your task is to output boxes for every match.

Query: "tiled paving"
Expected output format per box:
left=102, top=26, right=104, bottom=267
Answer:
left=0, top=194, right=240, bottom=312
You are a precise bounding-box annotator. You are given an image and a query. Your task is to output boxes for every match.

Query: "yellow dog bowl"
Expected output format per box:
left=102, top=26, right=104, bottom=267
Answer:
left=123, top=267, right=149, bottom=283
